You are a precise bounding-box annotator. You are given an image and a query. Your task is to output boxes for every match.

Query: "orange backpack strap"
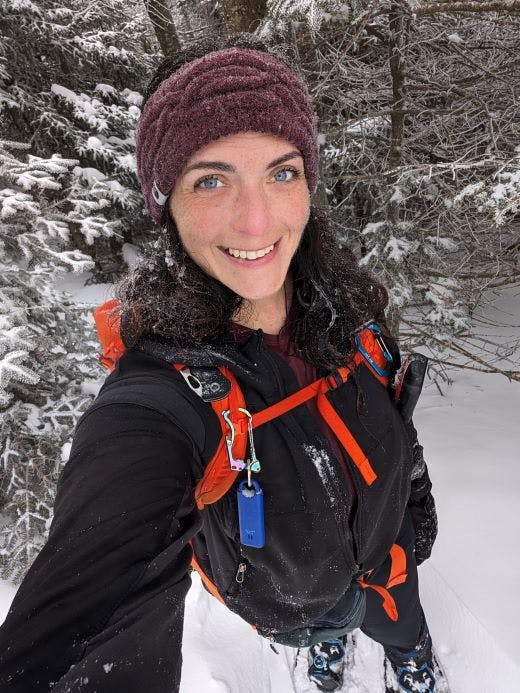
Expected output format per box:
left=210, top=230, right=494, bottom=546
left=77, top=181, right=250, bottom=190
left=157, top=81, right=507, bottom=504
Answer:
left=357, top=542, right=407, bottom=622
left=191, top=326, right=393, bottom=502
left=173, top=365, right=251, bottom=511
left=316, top=388, right=378, bottom=486
left=93, top=298, right=125, bottom=372
left=189, top=541, right=226, bottom=605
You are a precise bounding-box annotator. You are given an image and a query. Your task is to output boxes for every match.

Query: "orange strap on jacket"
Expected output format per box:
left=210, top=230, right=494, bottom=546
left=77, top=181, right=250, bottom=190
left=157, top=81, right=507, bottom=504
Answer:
left=357, top=543, right=407, bottom=622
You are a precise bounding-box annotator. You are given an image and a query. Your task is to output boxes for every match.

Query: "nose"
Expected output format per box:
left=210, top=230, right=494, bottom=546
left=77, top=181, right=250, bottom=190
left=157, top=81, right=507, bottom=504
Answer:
left=230, top=184, right=274, bottom=237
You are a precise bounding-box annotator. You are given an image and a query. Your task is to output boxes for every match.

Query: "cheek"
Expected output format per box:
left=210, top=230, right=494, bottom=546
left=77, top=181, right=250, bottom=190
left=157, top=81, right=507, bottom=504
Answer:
left=288, top=197, right=310, bottom=244
left=173, top=212, right=218, bottom=274
left=288, top=187, right=310, bottom=224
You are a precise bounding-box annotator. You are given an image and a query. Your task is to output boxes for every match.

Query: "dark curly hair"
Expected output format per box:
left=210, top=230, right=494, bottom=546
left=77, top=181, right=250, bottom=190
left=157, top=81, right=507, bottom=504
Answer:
left=116, top=36, right=389, bottom=371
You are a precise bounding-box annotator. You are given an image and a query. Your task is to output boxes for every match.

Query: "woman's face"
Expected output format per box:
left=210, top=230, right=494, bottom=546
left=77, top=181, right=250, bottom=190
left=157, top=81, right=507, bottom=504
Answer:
left=168, top=132, right=311, bottom=303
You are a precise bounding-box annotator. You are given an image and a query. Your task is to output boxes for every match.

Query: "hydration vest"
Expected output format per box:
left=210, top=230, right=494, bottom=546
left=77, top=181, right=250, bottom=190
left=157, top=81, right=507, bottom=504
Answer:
left=93, top=298, right=418, bottom=621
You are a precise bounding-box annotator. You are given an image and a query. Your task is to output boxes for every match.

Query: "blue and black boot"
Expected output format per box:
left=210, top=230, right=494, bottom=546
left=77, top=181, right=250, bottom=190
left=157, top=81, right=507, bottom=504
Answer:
left=307, top=638, right=346, bottom=691
left=385, top=622, right=435, bottom=692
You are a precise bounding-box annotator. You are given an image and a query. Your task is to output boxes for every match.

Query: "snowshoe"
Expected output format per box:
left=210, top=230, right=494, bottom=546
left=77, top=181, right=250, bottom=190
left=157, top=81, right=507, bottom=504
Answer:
left=393, top=660, right=435, bottom=692
left=307, top=638, right=346, bottom=691
left=384, top=622, right=436, bottom=692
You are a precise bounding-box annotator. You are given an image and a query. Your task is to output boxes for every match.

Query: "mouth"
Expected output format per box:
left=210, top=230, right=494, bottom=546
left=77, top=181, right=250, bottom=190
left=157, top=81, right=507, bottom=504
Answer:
left=224, top=243, right=275, bottom=260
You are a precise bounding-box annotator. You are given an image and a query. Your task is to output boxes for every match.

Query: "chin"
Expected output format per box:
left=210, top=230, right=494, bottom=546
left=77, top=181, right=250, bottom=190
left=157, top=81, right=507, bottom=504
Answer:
left=233, top=284, right=284, bottom=302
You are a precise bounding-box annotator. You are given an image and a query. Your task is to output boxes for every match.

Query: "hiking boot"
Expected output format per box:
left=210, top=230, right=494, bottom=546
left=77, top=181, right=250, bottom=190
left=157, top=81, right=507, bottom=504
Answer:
left=392, top=660, right=435, bottom=692
left=307, top=638, right=346, bottom=691
left=385, top=622, right=435, bottom=692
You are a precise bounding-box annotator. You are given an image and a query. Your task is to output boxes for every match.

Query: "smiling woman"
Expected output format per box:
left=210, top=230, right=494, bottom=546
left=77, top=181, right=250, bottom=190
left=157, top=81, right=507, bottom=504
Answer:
left=168, top=132, right=310, bottom=333
left=0, top=33, right=439, bottom=693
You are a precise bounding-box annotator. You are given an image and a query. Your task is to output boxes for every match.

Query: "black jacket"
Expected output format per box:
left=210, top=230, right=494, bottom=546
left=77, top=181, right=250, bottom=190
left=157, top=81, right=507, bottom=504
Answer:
left=0, top=331, right=435, bottom=692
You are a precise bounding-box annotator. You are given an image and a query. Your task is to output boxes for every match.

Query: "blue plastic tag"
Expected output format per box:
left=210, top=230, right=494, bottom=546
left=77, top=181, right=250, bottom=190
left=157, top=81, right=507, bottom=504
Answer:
left=237, top=480, right=265, bottom=548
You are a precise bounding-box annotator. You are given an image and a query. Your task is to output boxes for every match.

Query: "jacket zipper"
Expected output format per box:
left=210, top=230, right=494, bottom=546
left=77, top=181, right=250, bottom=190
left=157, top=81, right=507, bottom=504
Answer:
left=226, top=559, right=248, bottom=598
left=235, top=561, right=247, bottom=584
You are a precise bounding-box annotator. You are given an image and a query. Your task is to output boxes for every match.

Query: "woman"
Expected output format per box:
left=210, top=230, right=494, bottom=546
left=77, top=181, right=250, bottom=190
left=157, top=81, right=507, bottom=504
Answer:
left=0, top=36, right=438, bottom=692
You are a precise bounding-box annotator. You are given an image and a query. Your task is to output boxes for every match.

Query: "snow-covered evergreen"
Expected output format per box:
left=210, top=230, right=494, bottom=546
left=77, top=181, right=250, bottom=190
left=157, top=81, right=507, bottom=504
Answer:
left=0, top=0, right=157, bottom=580
left=0, top=0, right=157, bottom=275
left=0, top=141, right=97, bottom=581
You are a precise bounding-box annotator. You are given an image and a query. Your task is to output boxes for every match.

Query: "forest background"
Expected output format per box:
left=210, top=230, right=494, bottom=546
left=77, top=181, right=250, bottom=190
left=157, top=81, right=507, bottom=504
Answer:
left=0, top=0, right=519, bottom=585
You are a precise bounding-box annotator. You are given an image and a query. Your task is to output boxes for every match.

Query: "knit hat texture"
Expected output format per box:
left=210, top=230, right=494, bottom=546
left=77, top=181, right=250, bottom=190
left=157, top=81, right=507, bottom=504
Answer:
left=136, top=47, right=319, bottom=223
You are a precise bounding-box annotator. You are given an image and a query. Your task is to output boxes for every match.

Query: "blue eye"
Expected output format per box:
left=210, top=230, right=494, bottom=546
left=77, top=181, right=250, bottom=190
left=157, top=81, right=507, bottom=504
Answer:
left=197, top=176, right=222, bottom=190
left=273, top=168, right=297, bottom=182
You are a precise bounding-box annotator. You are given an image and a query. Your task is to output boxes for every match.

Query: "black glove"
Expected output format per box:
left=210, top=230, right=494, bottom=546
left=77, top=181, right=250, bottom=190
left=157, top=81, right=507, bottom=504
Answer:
left=409, top=492, right=438, bottom=566
left=406, top=421, right=438, bottom=566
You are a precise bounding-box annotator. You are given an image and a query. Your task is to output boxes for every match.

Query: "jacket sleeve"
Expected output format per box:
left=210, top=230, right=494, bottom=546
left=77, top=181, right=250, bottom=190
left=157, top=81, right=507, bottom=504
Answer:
left=0, top=400, right=201, bottom=693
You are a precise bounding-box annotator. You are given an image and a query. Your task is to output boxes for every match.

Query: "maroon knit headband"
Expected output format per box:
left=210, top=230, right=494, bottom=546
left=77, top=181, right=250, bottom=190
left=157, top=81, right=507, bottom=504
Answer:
left=136, top=47, right=320, bottom=223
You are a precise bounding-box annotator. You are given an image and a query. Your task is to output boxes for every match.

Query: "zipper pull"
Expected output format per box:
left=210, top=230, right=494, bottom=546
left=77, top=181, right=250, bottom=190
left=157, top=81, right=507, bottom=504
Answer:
left=235, top=562, right=247, bottom=584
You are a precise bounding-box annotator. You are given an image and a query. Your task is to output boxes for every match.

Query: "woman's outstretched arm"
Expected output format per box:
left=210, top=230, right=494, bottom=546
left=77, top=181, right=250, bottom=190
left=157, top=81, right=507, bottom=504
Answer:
left=0, top=401, right=199, bottom=692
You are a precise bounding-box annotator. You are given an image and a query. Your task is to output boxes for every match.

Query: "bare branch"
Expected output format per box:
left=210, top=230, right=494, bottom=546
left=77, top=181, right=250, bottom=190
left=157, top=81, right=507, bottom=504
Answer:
left=416, top=1, right=520, bottom=16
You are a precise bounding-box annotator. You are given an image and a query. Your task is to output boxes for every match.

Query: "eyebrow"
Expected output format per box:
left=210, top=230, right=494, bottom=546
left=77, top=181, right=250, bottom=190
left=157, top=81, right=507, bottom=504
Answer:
left=183, top=150, right=303, bottom=175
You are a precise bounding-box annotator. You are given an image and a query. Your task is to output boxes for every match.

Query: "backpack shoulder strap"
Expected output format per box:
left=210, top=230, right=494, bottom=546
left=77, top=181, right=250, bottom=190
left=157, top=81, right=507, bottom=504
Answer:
left=181, top=365, right=248, bottom=511
left=93, top=298, right=125, bottom=371
left=183, top=324, right=395, bottom=508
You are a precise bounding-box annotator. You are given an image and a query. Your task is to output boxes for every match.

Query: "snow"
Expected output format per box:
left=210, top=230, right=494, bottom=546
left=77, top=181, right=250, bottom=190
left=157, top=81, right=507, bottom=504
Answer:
left=447, top=34, right=463, bottom=45
left=344, top=116, right=390, bottom=135
left=6, top=0, right=40, bottom=13
left=95, top=84, right=116, bottom=96
left=54, top=272, right=112, bottom=307
left=0, top=581, right=17, bottom=623
left=72, top=166, right=107, bottom=183
left=384, top=236, right=416, bottom=262
left=303, top=444, right=331, bottom=486
left=122, top=89, right=143, bottom=107
left=121, top=242, right=141, bottom=270
left=86, top=136, right=104, bottom=151
left=1, top=283, right=520, bottom=691
left=61, top=441, right=72, bottom=462
left=417, top=371, right=520, bottom=666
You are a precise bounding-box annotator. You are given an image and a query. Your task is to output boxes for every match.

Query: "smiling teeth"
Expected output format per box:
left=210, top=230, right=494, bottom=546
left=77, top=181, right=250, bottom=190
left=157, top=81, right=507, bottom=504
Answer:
left=226, top=244, right=274, bottom=260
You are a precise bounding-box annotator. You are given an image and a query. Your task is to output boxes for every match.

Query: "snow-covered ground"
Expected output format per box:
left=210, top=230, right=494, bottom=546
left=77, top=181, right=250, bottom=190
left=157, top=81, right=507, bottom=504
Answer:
left=1, top=280, right=519, bottom=691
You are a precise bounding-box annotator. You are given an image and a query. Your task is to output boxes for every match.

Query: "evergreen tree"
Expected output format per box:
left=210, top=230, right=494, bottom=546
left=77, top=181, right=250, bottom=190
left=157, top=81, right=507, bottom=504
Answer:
left=0, top=0, right=157, bottom=276
left=0, top=141, right=97, bottom=581
left=0, top=0, right=158, bottom=579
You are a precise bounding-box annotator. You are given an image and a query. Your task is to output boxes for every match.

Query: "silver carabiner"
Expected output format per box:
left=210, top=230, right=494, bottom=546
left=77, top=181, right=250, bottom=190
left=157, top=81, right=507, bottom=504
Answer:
left=222, top=410, right=246, bottom=471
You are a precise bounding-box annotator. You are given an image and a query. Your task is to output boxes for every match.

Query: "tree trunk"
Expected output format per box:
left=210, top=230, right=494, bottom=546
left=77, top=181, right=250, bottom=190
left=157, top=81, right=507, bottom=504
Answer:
left=288, top=22, right=329, bottom=208
left=219, top=0, right=267, bottom=34
left=143, top=0, right=181, bottom=55
left=386, top=1, right=407, bottom=227
left=170, top=0, right=226, bottom=46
